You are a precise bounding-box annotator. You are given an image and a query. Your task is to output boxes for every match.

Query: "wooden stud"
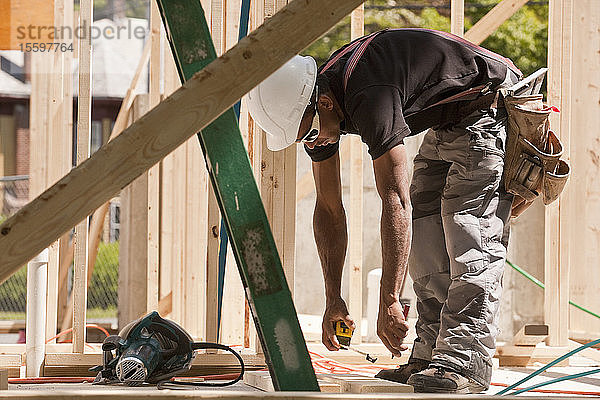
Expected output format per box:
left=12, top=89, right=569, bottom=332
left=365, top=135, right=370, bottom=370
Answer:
left=348, top=5, right=364, bottom=345
left=0, top=368, right=8, bottom=390
left=258, top=0, right=297, bottom=295
left=72, top=0, right=93, bottom=354
left=464, top=0, right=529, bottom=45
left=183, top=136, right=208, bottom=338
left=146, top=0, right=162, bottom=315
left=0, top=0, right=366, bottom=282
left=46, top=0, right=73, bottom=343
left=450, top=0, right=465, bottom=37
left=567, top=0, right=600, bottom=338
left=62, top=40, right=151, bottom=297
left=204, top=189, right=219, bottom=343
left=205, top=0, right=227, bottom=345
left=545, top=0, right=572, bottom=348
left=0, top=115, right=15, bottom=219
left=0, top=116, right=16, bottom=178
left=117, top=95, right=151, bottom=328
left=60, top=41, right=151, bottom=333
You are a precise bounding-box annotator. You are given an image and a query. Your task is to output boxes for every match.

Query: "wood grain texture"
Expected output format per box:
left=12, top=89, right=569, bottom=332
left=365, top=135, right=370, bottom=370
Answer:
left=545, top=0, right=572, bottom=348
left=513, top=324, right=548, bottom=346
left=0, top=0, right=365, bottom=281
left=348, top=5, right=364, bottom=344
left=0, top=367, right=8, bottom=390
left=0, top=390, right=504, bottom=399
left=117, top=95, right=150, bottom=329
left=450, top=0, right=465, bottom=36
left=318, top=373, right=413, bottom=393
left=147, top=1, right=162, bottom=314
left=464, top=0, right=528, bottom=44
left=496, top=345, right=569, bottom=367
left=72, top=0, right=93, bottom=354
left=244, top=371, right=340, bottom=393
left=568, top=0, right=600, bottom=338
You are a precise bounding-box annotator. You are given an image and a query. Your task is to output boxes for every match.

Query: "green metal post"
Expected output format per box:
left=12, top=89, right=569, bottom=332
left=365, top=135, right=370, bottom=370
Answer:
left=154, top=0, right=319, bottom=391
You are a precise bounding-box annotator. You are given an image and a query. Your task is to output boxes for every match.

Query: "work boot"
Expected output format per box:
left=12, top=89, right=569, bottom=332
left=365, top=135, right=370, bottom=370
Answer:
left=374, top=359, right=429, bottom=384
left=406, top=366, right=486, bottom=394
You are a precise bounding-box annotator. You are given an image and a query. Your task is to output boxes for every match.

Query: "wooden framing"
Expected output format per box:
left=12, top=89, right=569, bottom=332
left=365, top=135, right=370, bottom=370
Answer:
left=72, top=0, right=93, bottom=354
left=0, top=0, right=364, bottom=278
left=566, top=0, right=600, bottom=338
left=2, top=0, right=597, bottom=382
left=450, top=0, right=464, bottom=36
left=0, top=391, right=534, bottom=399
left=244, top=371, right=413, bottom=393
left=513, top=324, right=548, bottom=347
left=347, top=5, right=364, bottom=345
left=464, top=0, right=529, bottom=44
left=544, top=0, right=572, bottom=348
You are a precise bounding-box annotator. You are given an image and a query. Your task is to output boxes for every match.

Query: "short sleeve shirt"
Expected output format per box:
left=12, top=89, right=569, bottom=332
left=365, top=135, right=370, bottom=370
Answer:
left=304, top=29, right=521, bottom=162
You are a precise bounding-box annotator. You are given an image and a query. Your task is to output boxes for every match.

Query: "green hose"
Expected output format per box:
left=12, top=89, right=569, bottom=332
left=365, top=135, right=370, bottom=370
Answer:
left=506, top=259, right=600, bottom=320
left=497, top=338, right=600, bottom=395
left=509, top=368, right=600, bottom=395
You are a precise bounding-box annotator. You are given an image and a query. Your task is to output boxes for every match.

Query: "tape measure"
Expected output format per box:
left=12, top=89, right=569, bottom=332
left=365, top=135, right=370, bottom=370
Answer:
left=334, top=321, right=353, bottom=347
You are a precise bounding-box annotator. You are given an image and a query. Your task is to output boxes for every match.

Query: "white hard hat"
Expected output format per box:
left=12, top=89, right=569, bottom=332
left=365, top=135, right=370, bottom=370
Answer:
left=247, top=55, right=317, bottom=151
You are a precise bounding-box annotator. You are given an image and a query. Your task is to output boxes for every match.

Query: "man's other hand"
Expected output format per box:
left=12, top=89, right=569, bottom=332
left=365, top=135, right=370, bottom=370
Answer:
left=377, top=299, right=409, bottom=356
left=322, top=297, right=355, bottom=351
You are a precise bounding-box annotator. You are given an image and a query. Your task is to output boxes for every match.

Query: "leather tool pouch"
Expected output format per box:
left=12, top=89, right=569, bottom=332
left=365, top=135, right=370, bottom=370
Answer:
left=502, top=94, right=570, bottom=216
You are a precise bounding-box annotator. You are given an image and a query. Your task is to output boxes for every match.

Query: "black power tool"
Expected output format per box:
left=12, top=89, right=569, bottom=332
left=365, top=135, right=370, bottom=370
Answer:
left=91, top=311, right=244, bottom=388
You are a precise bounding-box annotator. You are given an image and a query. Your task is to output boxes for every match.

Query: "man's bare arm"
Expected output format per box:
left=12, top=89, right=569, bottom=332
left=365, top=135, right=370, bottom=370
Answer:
left=312, top=152, right=354, bottom=350
left=373, top=144, right=412, bottom=355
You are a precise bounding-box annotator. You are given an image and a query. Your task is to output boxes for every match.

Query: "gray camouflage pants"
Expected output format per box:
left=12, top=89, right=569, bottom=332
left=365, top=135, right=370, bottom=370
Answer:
left=407, top=107, right=513, bottom=388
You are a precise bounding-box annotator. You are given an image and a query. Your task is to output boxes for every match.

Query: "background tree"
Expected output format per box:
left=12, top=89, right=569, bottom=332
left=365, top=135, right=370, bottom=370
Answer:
left=305, top=0, right=548, bottom=77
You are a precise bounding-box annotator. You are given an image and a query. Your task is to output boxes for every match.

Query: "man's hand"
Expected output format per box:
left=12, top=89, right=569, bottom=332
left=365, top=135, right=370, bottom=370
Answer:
left=377, top=298, right=409, bottom=356
left=322, top=297, right=355, bottom=351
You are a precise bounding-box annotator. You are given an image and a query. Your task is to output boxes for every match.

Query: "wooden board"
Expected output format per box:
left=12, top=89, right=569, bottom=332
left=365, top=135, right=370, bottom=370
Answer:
left=244, top=371, right=412, bottom=393
left=464, top=0, right=529, bottom=45
left=0, top=116, right=16, bottom=177
left=566, top=0, right=600, bottom=339
left=41, top=351, right=265, bottom=377
left=496, top=344, right=569, bottom=367
left=244, top=370, right=340, bottom=393
left=450, top=0, right=464, bottom=36
left=513, top=324, right=549, bottom=346
left=0, top=0, right=54, bottom=50
left=0, top=0, right=365, bottom=281
left=0, top=390, right=541, bottom=399
left=545, top=0, right=572, bottom=348
left=317, top=373, right=412, bottom=393
left=347, top=5, right=364, bottom=345
left=72, top=0, right=93, bottom=354
left=118, top=95, right=150, bottom=328
left=0, top=368, right=8, bottom=390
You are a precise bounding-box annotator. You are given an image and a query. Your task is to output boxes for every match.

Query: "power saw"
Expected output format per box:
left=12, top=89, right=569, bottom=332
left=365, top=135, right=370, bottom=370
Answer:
left=91, top=311, right=244, bottom=388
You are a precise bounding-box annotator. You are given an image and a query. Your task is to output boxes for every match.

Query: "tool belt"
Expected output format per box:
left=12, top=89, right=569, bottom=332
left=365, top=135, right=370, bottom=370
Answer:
left=501, top=93, right=570, bottom=217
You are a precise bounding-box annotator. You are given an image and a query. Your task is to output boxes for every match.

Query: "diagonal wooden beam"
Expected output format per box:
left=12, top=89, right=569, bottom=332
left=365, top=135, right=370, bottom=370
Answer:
left=0, top=0, right=365, bottom=282
left=465, top=0, right=529, bottom=45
